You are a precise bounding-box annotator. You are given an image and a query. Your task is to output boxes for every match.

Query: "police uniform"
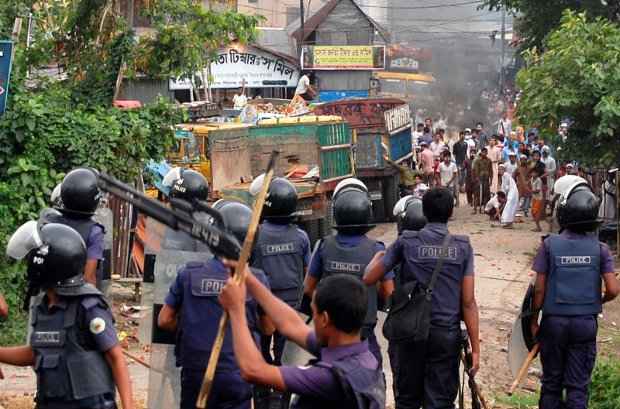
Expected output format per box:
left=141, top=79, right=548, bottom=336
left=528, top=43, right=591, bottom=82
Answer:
left=531, top=231, right=613, bottom=408
left=30, top=286, right=118, bottom=409
left=251, top=220, right=311, bottom=365
left=308, top=233, right=393, bottom=366
left=46, top=212, right=106, bottom=288
left=381, top=222, right=474, bottom=409
left=279, top=332, right=385, bottom=409
left=164, top=257, right=270, bottom=409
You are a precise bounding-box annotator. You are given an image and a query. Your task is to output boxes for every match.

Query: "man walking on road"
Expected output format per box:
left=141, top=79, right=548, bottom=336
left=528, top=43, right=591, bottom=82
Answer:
left=452, top=131, right=468, bottom=192
left=364, top=188, right=480, bottom=409
left=419, top=141, right=435, bottom=186
left=472, top=148, right=493, bottom=214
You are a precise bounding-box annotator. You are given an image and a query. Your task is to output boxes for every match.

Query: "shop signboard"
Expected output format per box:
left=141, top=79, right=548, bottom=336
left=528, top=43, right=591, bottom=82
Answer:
left=170, top=47, right=300, bottom=90
left=301, top=45, right=385, bottom=70
left=0, top=41, right=14, bottom=115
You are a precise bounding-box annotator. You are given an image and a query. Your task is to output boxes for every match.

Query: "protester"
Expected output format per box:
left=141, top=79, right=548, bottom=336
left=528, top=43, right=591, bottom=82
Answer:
left=463, top=151, right=477, bottom=207
left=498, top=112, right=512, bottom=137
left=476, top=122, right=488, bottom=150
left=453, top=132, right=468, bottom=191
left=419, top=142, right=435, bottom=186
left=233, top=80, right=248, bottom=110
left=412, top=123, right=424, bottom=148
left=294, top=72, right=315, bottom=101
left=541, top=146, right=557, bottom=199
left=420, top=127, right=433, bottom=146
left=439, top=152, right=458, bottom=205
left=487, top=137, right=502, bottom=194
left=464, top=128, right=476, bottom=157
left=498, top=164, right=519, bottom=228
left=472, top=148, right=493, bottom=214
left=364, top=188, right=479, bottom=409
left=515, top=156, right=532, bottom=216
left=530, top=168, right=546, bottom=232
left=484, top=191, right=506, bottom=221
left=529, top=183, right=619, bottom=409
left=504, top=151, right=518, bottom=177
left=430, top=132, right=445, bottom=159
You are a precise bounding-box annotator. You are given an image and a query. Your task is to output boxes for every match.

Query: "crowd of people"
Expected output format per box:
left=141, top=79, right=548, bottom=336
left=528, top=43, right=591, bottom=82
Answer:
left=408, top=116, right=591, bottom=231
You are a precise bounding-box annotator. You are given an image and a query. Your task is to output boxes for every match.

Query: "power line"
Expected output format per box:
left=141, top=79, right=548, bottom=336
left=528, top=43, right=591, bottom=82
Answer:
left=353, top=0, right=484, bottom=9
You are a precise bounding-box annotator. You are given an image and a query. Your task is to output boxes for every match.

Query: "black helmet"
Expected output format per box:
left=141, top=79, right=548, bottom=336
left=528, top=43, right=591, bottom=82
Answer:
left=557, top=183, right=600, bottom=232
left=393, top=196, right=426, bottom=234
left=333, top=178, right=374, bottom=234
left=264, top=178, right=298, bottom=220
left=217, top=201, right=253, bottom=245
left=163, top=167, right=209, bottom=202
left=60, top=168, right=101, bottom=216
left=26, top=223, right=87, bottom=290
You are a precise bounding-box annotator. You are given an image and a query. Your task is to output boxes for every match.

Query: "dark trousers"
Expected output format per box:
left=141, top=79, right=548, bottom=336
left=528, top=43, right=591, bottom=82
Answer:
left=539, top=315, right=598, bottom=409
left=475, top=177, right=490, bottom=208
left=362, top=324, right=383, bottom=368
left=261, top=332, right=287, bottom=365
left=389, top=327, right=461, bottom=409
left=180, top=368, right=251, bottom=409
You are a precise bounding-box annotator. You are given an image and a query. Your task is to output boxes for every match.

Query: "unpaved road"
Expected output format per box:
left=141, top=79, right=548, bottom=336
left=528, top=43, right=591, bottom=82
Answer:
left=2, top=201, right=619, bottom=408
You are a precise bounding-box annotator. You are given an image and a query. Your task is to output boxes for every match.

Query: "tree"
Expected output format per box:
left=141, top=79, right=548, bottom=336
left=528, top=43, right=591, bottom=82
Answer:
left=515, top=10, right=620, bottom=167
left=481, top=0, right=617, bottom=51
left=136, top=0, right=262, bottom=100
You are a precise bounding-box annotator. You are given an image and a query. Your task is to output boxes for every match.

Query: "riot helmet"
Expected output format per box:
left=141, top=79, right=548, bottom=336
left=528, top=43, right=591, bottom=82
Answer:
left=332, top=177, right=374, bottom=234
left=216, top=200, right=254, bottom=245
left=250, top=175, right=298, bottom=221
left=163, top=167, right=209, bottom=202
left=7, top=222, right=87, bottom=292
left=393, top=196, right=426, bottom=234
left=556, top=182, right=600, bottom=233
left=60, top=168, right=101, bottom=216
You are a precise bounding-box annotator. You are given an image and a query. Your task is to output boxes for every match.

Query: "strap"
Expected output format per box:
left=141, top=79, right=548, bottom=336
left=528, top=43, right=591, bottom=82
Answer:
left=427, top=234, right=452, bottom=292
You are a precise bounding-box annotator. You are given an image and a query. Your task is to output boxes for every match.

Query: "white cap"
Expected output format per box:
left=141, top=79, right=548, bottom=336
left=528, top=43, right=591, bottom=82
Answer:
left=333, top=178, right=368, bottom=198
left=464, top=128, right=472, bottom=134
left=393, top=195, right=413, bottom=217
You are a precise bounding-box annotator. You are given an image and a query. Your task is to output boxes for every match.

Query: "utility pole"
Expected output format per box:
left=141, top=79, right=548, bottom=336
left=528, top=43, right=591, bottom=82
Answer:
left=299, top=0, right=305, bottom=55
left=499, top=7, right=506, bottom=95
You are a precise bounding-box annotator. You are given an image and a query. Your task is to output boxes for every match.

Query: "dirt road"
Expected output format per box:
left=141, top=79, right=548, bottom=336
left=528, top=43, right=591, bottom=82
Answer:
left=2, top=202, right=618, bottom=408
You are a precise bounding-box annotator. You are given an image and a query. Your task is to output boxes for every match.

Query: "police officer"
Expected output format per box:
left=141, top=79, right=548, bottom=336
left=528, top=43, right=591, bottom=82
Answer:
left=3, top=222, right=134, bottom=409
left=303, top=178, right=393, bottom=366
left=48, top=168, right=106, bottom=288
left=365, top=187, right=480, bottom=409
left=161, top=167, right=211, bottom=252
left=529, top=181, right=619, bottom=409
left=250, top=177, right=311, bottom=365
left=220, top=270, right=385, bottom=409
left=157, top=200, right=270, bottom=409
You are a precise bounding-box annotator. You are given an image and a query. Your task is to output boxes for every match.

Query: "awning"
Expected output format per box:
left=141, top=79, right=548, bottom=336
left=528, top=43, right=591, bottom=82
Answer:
left=374, top=71, right=435, bottom=83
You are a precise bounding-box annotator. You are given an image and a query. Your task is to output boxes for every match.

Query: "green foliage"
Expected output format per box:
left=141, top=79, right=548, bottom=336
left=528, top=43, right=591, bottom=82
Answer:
left=496, top=392, right=538, bottom=408
left=136, top=0, right=262, bottom=81
left=480, top=0, right=615, bottom=51
left=590, top=358, right=620, bottom=408
left=515, top=11, right=620, bottom=167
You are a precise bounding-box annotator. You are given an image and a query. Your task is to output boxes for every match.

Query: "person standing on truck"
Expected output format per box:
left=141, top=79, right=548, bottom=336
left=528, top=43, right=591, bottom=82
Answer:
left=294, top=72, right=316, bottom=102
left=302, top=178, right=394, bottom=367
left=249, top=176, right=311, bottom=408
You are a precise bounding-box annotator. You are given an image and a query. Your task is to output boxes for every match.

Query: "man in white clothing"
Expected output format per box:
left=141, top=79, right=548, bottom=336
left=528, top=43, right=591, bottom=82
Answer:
left=498, top=164, right=519, bottom=228
left=504, top=151, right=519, bottom=177
left=439, top=151, right=458, bottom=204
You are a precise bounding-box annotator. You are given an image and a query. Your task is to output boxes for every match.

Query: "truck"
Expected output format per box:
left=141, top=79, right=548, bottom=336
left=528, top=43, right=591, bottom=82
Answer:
left=208, top=115, right=354, bottom=244
left=313, top=98, right=413, bottom=222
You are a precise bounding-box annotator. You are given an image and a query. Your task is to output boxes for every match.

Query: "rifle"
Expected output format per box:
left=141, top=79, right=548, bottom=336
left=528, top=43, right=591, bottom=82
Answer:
left=460, top=330, right=489, bottom=409
left=96, top=173, right=241, bottom=260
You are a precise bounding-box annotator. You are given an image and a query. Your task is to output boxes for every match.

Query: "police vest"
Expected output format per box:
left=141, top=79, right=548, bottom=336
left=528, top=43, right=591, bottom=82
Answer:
left=30, top=291, right=115, bottom=403
left=177, top=261, right=260, bottom=370
left=293, top=349, right=385, bottom=409
left=321, top=236, right=378, bottom=327
left=399, top=230, right=471, bottom=329
left=544, top=234, right=602, bottom=316
left=252, top=224, right=304, bottom=294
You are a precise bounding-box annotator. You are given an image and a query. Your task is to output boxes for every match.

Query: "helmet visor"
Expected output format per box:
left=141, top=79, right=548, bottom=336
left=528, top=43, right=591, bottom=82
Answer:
left=162, top=167, right=183, bottom=188
left=7, top=220, right=43, bottom=259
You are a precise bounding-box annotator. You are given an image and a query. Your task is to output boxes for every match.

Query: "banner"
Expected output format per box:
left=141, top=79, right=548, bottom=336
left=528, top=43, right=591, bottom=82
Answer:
left=301, top=45, right=385, bottom=70
left=0, top=41, right=14, bottom=115
left=170, top=47, right=300, bottom=90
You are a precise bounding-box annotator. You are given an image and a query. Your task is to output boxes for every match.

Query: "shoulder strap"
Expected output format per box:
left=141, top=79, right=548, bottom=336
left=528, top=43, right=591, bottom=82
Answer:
left=427, top=234, right=452, bottom=292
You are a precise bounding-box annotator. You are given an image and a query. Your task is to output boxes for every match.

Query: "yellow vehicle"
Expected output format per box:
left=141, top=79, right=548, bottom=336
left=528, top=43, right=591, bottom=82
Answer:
left=170, top=122, right=250, bottom=187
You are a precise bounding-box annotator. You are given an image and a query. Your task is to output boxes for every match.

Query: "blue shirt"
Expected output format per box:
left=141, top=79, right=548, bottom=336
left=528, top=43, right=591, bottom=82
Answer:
left=308, top=234, right=394, bottom=281
left=86, top=225, right=105, bottom=261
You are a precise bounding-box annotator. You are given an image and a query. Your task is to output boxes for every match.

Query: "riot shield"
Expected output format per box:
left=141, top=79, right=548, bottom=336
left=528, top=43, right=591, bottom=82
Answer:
left=94, top=205, right=114, bottom=297
left=138, top=219, right=211, bottom=409
left=508, top=283, right=537, bottom=378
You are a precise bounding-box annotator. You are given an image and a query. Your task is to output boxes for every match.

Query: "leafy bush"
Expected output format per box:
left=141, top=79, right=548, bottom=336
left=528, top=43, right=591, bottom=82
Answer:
left=590, top=358, right=620, bottom=409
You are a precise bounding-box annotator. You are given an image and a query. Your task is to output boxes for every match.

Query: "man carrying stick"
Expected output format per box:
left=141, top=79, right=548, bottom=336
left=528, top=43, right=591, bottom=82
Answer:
left=219, top=271, right=385, bottom=409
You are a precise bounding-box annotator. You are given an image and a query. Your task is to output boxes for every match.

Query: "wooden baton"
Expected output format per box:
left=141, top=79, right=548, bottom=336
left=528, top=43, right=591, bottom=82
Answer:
left=460, top=352, right=490, bottom=409
left=508, top=343, right=540, bottom=395
left=196, top=151, right=279, bottom=408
